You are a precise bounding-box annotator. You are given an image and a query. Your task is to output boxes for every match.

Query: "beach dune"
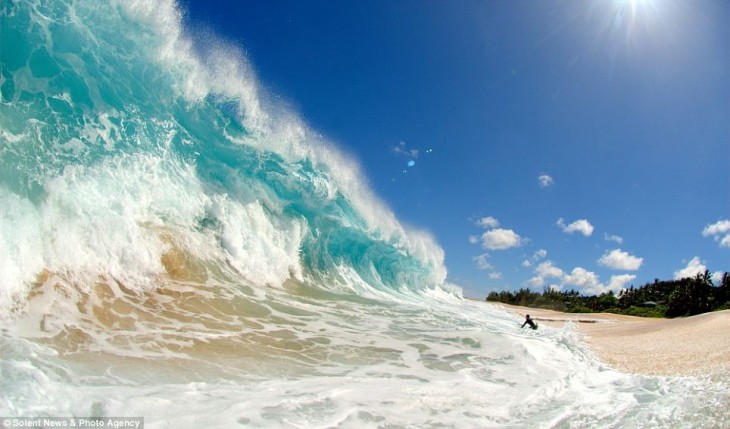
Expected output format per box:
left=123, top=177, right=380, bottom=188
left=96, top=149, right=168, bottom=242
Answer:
left=495, top=303, right=730, bottom=378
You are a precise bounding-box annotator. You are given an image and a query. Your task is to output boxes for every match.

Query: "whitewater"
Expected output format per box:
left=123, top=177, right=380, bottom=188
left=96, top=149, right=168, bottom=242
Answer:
left=0, top=0, right=727, bottom=427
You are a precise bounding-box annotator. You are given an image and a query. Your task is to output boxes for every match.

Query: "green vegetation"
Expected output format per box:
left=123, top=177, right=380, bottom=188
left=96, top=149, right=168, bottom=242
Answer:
left=485, top=270, right=729, bottom=318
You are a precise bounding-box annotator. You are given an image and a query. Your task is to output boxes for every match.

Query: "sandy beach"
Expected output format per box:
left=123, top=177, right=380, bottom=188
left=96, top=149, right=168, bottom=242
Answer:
left=492, top=303, right=730, bottom=378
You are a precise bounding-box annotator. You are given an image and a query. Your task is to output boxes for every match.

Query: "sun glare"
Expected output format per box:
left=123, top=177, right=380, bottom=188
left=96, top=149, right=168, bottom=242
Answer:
left=586, top=0, right=675, bottom=55
left=612, top=0, right=661, bottom=38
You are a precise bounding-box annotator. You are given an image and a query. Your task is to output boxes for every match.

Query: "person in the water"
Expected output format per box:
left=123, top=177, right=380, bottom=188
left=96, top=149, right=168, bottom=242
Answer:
left=521, top=314, right=538, bottom=330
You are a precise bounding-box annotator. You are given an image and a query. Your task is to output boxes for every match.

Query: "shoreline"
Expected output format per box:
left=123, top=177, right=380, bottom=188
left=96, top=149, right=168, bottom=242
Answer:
left=489, top=302, right=730, bottom=378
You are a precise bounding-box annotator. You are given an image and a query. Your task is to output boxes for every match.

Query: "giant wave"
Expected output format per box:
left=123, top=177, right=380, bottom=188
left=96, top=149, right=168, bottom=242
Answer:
left=0, top=0, right=447, bottom=310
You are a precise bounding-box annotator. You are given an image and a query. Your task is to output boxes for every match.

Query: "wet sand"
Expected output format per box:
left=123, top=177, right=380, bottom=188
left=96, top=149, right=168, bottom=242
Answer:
left=492, top=303, right=730, bottom=378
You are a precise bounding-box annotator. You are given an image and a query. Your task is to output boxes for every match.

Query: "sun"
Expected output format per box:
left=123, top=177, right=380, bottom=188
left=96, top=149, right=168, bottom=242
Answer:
left=620, top=0, right=656, bottom=9
left=602, top=0, right=666, bottom=45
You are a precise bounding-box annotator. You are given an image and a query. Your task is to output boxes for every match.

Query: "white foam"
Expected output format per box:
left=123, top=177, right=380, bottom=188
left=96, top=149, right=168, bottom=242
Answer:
left=0, top=189, right=44, bottom=317
left=209, top=194, right=304, bottom=286
left=3, top=294, right=728, bottom=428
left=38, top=154, right=202, bottom=289
left=0, top=151, right=217, bottom=313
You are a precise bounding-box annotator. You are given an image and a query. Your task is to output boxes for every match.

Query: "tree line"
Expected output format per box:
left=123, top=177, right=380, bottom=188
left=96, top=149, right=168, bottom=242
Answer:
left=485, top=270, right=730, bottom=318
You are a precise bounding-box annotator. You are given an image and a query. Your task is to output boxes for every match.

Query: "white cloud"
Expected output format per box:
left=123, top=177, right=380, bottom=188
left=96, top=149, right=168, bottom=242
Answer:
left=535, top=261, right=564, bottom=279
left=702, top=219, right=730, bottom=235
left=604, top=233, right=623, bottom=245
left=391, top=141, right=418, bottom=158
left=527, top=261, right=565, bottom=289
left=473, top=254, right=493, bottom=270
left=712, top=271, right=724, bottom=284
left=557, top=218, right=594, bottom=237
left=598, top=249, right=643, bottom=270
left=561, top=267, right=628, bottom=296
left=529, top=259, right=635, bottom=295
left=538, top=174, right=554, bottom=188
left=702, top=219, right=730, bottom=248
left=527, top=276, right=545, bottom=287
left=522, top=249, right=547, bottom=267
left=674, top=257, right=707, bottom=280
left=578, top=273, right=635, bottom=296
left=475, top=216, right=500, bottom=229
left=468, top=235, right=479, bottom=244
left=563, top=267, right=601, bottom=289
left=488, top=272, right=503, bottom=280
left=606, top=274, right=636, bottom=293
left=479, top=228, right=522, bottom=250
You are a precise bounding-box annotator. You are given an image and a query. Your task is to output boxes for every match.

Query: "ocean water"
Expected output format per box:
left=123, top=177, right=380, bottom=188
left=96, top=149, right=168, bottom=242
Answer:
left=1, top=0, right=728, bottom=427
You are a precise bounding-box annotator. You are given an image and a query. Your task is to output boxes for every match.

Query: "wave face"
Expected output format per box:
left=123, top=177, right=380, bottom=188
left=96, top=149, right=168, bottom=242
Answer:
left=0, top=0, right=447, bottom=307
left=1, top=1, right=728, bottom=427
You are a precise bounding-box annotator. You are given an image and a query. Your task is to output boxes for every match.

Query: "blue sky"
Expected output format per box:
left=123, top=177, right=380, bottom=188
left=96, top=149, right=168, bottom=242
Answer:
left=182, top=0, right=728, bottom=298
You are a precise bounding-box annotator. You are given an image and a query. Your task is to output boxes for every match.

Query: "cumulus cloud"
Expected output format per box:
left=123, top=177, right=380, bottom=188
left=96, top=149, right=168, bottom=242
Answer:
left=522, top=249, right=547, bottom=267
left=473, top=254, right=493, bottom=270
left=391, top=141, right=418, bottom=158
left=475, top=216, right=500, bottom=229
left=674, top=257, right=708, bottom=279
left=478, top=228, right=522, bottom=250
left=473, top=252, right=504, bottom=281
left=557, top=218, right=594, bottom=237
left=702, top=219, right=730, bottom=248
left=575, top=273, right=636, bottom=296
left=527, top=276, right=545, bottom=288
left=528, top=261, right=633, bottom=295
left=563, top=267, right=600, bottom=288
left=598, top=249, right=643, bottom=270
left=535, top=261, right=564, bottom=279
left=606, top=274, right=636, bottom=292
left=563, top=268, right=632, bottom=295
left=527, top=261, right=564, bottom=288
left=712, top=271, right=724, bottom=284
left=538, top=174, right=554, bottom=188
left=604, top=233, right=623, bottom=245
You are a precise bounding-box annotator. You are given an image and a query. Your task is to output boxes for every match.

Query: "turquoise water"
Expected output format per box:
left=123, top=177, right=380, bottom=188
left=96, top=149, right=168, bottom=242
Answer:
left=1, top=1, right=728, bottom=427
